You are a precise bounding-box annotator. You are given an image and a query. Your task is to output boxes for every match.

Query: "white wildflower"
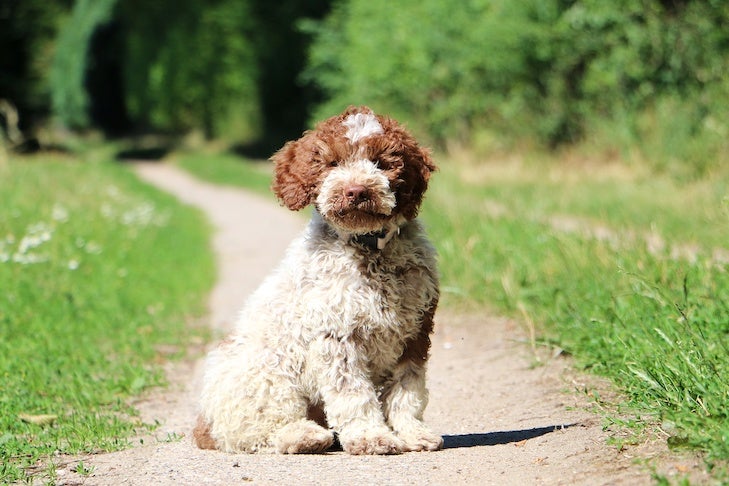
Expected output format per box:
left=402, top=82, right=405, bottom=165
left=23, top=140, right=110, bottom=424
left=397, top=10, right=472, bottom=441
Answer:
left=26, top=222, right=51, bottom=234
left=106, top=185, right=121, bottom=199
left=12, top=252, right=49, bottom=264
left=52, top=204, right=69, bottom=223
left=18, top=222, right=53, bottom=254
left=100, top=203, right=115, bottom=219
left=100, top=192, right=169, bottom=229
left=122, top=202, right=156, bottom=226
left=85, top=241, right=102, bottom=254
left=68, top=259, right=80, bottom=270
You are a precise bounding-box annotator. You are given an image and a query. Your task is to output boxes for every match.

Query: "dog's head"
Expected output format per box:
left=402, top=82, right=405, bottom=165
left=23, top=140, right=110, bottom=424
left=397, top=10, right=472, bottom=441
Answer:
left=272, top=106, right=436, bottom=234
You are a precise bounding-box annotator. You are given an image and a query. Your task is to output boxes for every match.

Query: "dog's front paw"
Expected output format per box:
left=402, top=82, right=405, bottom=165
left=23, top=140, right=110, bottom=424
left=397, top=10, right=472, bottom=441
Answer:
left=275, top=420, right=335, bottom=454
left=399, top=429, right=444, bottom=452
left=340, top=428, right=406, bottom=455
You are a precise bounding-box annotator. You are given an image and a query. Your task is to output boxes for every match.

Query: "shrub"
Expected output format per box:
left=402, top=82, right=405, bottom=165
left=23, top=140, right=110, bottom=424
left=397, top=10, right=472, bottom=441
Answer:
left=119, top=0, right=261, bottom=141
left=303, top=0, right=729, bottom=174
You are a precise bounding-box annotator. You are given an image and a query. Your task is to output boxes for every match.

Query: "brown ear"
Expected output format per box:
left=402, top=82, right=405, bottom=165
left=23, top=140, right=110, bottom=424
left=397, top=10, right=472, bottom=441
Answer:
left=271, top=133, right=320, bottom=211
left=398, top=144, right=436, bottom=220
left=376, top=116, right=437, bottom=220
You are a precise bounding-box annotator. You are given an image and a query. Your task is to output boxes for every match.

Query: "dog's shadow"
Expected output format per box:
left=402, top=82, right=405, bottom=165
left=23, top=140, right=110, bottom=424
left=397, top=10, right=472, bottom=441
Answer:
left=443, top=423, right=576, bottom=449
left=328, top=424, right=577, bottom=452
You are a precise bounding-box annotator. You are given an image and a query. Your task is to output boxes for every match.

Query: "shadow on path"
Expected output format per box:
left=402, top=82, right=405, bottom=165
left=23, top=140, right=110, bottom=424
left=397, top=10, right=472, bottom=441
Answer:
left=443, top=424, right=578, bottom=449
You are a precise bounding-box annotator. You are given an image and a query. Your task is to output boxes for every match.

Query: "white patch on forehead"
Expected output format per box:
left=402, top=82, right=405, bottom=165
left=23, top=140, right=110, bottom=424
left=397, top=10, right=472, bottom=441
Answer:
left=343, top=113, right=384, bottom=143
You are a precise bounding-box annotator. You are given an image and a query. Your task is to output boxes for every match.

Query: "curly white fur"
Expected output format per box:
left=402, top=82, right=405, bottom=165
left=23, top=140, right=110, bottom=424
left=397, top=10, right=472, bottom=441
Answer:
left=195, top=106, right=441, bottom=455
left=343, top=112, right=384, bottom=142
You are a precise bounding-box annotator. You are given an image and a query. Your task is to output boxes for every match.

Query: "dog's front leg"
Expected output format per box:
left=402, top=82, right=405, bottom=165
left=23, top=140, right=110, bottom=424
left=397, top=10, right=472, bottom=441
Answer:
left=381, top=360, right=443, bottom=451
left=381, top=302, right=443, bottom=452
left=310, top=335, right=406, bottom=455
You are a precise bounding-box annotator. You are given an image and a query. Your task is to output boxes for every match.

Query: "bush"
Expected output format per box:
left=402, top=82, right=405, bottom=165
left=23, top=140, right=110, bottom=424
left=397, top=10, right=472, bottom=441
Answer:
left=556, top=0, right=729, bottom=174
left=302, top=0, right=556, bottom=146
left=303, top=0, right=729, bottom=174
left=119, top=0, right=261, bottom=141
left=48, top=0, right=261, bottom=141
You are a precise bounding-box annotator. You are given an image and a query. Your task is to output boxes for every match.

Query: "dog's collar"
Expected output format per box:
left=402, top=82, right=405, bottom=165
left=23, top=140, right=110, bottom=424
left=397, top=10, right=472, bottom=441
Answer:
left=312, top=209, right=402, bottom=251
left=351, top=226, right=400, bottom=251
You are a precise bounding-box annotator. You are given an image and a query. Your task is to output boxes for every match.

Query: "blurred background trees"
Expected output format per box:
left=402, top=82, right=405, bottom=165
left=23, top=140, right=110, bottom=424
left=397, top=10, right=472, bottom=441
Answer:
left=1, top=0, right=727, bottom=173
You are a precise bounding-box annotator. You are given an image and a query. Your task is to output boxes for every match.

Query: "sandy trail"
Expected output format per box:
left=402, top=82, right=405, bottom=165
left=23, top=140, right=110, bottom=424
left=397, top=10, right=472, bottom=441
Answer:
left=57, top=162, right=702, bottom=485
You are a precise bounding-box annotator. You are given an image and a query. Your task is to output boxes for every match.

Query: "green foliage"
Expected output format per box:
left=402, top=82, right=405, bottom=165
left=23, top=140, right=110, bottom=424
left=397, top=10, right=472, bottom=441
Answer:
left=119, top=0, right=261, bottom=140
left=551, top=0, right=729, bottom=175
left=8, top=0, right=729, bottom=175
left=0, top=156, right=214, bottom=483
left=303, top=0, right=729, bottom=174
left=49, top=0, right=117, bottom=128
left=0, top=0, right=72, bottom=119
left=249, top=0, right=333, bottom=147
left=303, top=0, right=553, bottom=145
left=45, top=0, right=266, bottom=140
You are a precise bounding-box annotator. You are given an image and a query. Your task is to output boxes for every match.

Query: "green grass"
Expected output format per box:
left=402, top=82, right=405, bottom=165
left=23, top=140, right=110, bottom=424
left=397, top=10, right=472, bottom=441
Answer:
left=0, top=155, right=215, bottom=483
left=179, top=151, right=729, bottom=477
left=425, top=160, right=729, bottom=475
left=176, top=151, right=274, bottom=196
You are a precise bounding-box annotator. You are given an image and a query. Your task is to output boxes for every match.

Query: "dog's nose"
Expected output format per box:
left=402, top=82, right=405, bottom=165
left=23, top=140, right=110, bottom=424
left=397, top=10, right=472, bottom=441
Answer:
left=344, top=184, right=368, bottom=203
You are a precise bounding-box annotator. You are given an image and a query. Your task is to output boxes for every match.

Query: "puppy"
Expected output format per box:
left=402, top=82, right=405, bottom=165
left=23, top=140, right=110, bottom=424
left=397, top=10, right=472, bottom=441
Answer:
left=193, top=106, right=441, bottom=455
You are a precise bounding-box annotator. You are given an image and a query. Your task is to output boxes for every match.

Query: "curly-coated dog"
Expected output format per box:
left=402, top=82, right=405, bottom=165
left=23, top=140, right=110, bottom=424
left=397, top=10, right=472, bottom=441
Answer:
left=193, top=106, right=441, bottom=455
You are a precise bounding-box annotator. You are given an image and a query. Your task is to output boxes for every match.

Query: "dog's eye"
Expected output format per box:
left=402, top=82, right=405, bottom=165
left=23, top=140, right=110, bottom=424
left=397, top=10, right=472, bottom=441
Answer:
left=329, top=161, right=339, bottom=168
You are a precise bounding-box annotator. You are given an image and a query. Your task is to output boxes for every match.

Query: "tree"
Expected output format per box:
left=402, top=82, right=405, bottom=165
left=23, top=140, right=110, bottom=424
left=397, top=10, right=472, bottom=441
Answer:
left=118, top=0, right=260, bottom=140
left=0, top=0, right=72, bottom=130
left=50, top=0, right=117, bottom=128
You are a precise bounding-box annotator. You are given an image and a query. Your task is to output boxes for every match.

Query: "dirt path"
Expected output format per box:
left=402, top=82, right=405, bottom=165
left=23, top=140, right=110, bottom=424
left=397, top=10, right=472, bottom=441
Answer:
left=58, top=163, right=702, bottom=485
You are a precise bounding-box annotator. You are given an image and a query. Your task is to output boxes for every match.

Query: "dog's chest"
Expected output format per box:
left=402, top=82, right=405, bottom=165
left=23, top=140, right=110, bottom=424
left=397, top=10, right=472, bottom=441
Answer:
left=299, top=236, right=438, bottom=367
left=355, top=253, right=435, bottom=371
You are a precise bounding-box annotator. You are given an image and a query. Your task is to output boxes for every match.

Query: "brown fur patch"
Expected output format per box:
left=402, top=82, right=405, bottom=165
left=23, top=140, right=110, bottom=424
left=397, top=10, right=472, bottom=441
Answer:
left=192, top=414, right=217, bottom=450
left=398, top=298, right=438, bottom=366
left=369, top=115, right=436, bottom=221
left=306, top=403, right=329, bottom=429
left=271, top=112, right=350, bottom=211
